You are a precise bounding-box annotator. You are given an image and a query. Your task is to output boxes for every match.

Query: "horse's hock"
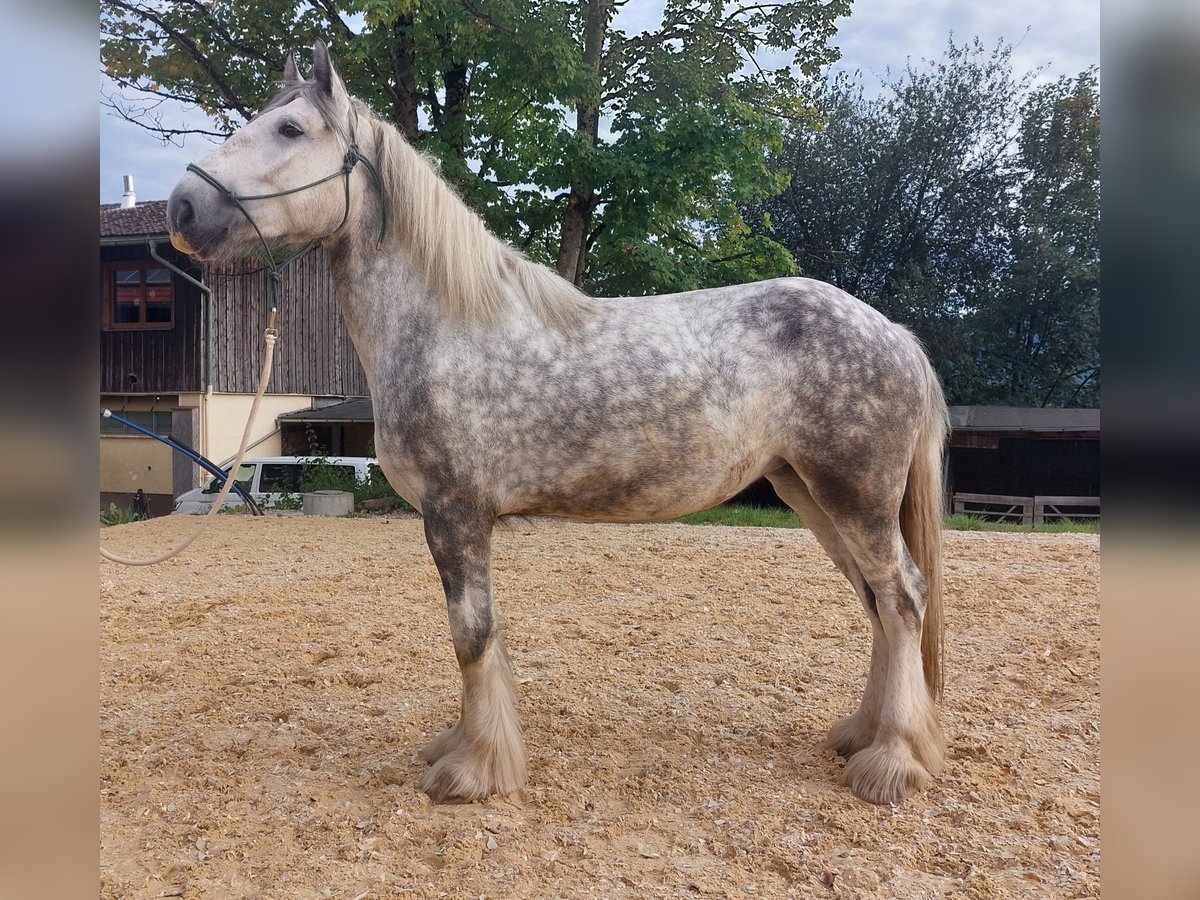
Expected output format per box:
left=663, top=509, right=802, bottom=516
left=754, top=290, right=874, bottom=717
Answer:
left=302, top=489, right=354, bottom=516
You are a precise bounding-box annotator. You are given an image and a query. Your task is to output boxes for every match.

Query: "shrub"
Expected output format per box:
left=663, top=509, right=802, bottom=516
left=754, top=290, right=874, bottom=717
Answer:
left=100, top=503, right=144, bottom=527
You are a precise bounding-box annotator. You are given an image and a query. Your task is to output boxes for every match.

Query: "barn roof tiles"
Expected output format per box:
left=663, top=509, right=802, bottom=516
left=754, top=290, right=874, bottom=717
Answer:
left=100, top=200, right=170, bottom=239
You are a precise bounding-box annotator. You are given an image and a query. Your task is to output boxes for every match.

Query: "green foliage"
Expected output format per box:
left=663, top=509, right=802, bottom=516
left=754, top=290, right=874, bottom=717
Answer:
left=969, top=70, right=1100, bottom=406
left=100, top=503, right=145, bottom=527
left=673, top=504, right=802, bottom=528
left=942, top=513, right=1099, bottom=534
left=942, top=512, right=986, bottom=531
left=297, top=456, right=358, bottom=493
left=673, top=506, right=1097, bottom=532
left=354, top=464, right=412, bottom=509
left=101, top=0, right=845, bottom=292
left=273, top=490, right=303, bottom=511
left=294, top=426, right=356, bottom=494
left=746, top=39, right=1100, bottom=407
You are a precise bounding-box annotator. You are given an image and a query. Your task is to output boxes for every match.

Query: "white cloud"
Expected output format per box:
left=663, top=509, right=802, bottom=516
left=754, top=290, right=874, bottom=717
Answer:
left=831, top=0, right=1099, bottom=86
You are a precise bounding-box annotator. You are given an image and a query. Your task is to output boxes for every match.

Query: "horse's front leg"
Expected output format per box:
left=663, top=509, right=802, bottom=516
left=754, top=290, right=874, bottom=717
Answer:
left=419, top=505, right=527, bottom=802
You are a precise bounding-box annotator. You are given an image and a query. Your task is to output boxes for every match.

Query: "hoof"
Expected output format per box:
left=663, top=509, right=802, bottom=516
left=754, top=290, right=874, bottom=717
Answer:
left=825, top=712, right=876, bottom=760
left=844, top=740, right=931, bottom=805
left=422, top=746, right=526, bottom=803
left=420, top=722, right=464, bottom=764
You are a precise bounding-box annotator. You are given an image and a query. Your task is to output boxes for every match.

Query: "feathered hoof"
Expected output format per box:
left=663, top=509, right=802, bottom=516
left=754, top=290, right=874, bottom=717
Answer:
left=909, top=712, right=946, bottom=777
left=421, top=746, right=527, bottom=804
left=844, top=740, right=931, bottom=805
left=420, top=722, right=464, bottom=764
left=825, top=712, right=876, bottom=760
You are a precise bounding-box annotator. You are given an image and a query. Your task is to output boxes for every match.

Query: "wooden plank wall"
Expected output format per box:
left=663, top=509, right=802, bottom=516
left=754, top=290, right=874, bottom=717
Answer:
left=205, top=248, right=369, bottom=396
left=100, top=243, right=204, bottom=393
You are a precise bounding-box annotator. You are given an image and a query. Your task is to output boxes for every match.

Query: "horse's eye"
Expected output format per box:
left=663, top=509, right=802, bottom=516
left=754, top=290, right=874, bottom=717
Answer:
left=279, top=122, right=304, bottom=139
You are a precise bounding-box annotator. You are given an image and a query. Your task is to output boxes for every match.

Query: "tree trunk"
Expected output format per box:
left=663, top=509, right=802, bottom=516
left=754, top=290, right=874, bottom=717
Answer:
left=439, top=33, right=471, bottom=160
left=556, top=0, right=612, bottom=284
left=390, top=14, right=419, bottom=141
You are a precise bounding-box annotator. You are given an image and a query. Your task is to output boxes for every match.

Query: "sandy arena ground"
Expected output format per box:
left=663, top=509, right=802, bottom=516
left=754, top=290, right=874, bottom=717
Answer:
left=100, top=516, right=1099, bottom=899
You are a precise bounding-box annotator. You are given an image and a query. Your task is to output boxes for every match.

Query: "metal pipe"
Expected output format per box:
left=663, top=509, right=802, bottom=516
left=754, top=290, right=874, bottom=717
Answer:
left=148, top=240, right=213, bottom=395
left=101, top=409, right=263, bottom=514
left=216, top=428, right=280, bottom=469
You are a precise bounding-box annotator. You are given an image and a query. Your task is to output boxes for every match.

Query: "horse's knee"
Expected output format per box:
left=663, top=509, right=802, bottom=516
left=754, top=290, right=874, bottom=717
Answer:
left=873, top=580, right=925, bottom=638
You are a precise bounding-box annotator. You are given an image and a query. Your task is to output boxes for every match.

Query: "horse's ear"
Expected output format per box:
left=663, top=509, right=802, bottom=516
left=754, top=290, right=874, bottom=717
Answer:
left=282, top=53, right=302, bottom=85
left=312, top=40, right=348, bottom=105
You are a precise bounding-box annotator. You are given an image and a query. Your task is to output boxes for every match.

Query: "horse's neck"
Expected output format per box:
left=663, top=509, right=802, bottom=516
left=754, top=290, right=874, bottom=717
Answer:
left=325, top=126, right=585, bottom=370
left=325, top=237, right=437, bottom=380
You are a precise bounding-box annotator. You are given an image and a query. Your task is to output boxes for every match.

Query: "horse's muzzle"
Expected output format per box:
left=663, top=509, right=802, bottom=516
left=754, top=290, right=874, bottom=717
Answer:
left=167, top=175, right=233, bottom=259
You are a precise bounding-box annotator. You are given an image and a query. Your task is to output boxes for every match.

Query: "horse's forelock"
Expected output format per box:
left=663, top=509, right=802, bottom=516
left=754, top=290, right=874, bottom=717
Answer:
left=259, top=82, right=352, bottom=143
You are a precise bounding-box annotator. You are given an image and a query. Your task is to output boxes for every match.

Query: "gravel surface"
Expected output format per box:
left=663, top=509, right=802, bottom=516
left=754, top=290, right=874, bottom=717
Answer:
left=100, top=516, right=1099, bottom=899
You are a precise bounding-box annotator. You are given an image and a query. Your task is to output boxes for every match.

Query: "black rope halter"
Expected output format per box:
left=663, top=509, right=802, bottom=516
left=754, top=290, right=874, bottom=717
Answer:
left=185, top=136, right=389, bottom=310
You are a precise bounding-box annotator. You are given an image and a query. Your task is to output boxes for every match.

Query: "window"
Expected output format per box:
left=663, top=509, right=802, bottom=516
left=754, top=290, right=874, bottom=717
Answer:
left=104, top=265, right=174, bottom=329
left=100, top=409, right=174, bottom=436
left=203, top=464, right=255, bottom=494
left=258, top=464, right=304, bottom=494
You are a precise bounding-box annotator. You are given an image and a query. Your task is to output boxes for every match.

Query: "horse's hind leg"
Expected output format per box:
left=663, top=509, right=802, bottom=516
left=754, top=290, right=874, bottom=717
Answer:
left=828, top=506, right=944, bottom=804
left=418, top=504, right=527, bottom=802
left=766, top=467, right=885, bottom=759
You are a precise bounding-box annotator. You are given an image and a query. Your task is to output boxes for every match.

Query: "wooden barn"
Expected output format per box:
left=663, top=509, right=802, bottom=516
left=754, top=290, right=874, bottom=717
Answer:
left=945, top=405, right=1100, bottom=524
left=100, top=195, right=368, bottom=515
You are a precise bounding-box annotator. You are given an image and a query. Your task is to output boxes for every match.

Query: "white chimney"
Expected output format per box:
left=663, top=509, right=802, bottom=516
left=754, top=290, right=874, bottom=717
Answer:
left=120, top=175, right=136, bottom=209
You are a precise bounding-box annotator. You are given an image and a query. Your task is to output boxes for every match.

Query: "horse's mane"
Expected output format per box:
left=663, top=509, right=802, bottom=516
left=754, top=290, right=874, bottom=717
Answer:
left=266, top=83, right=593, bottom=331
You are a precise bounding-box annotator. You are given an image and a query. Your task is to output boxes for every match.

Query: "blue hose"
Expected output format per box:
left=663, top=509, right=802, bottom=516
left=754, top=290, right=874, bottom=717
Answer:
left=101, top=409, right=264, bottom=514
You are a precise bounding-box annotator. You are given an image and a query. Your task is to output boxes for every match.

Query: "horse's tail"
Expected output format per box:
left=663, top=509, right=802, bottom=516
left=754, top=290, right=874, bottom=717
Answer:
left=898, top=332, right=950, bottom=700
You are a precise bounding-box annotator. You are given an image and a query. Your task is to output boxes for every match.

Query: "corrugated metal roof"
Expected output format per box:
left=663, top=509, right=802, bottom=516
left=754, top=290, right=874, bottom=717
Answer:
left=100, top=200, right=170, bottom=238
left=947, top=406, right=1099, bottom=433
left=279, top=397, right=374, bottom=423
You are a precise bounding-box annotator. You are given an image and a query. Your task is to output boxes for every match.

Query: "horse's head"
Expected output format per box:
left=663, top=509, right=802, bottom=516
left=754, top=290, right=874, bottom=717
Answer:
left=167, top=41, right=358, bottom=261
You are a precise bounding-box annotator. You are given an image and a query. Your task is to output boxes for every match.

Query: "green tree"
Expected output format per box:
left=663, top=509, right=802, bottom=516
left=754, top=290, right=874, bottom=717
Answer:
left=968, top=70, right=1100, bottom=406
left=101, top=0, right=847, bottom=293
left=746, top=39, right=1099, bottom=407
left=746, top=39, right=1029, bottom=396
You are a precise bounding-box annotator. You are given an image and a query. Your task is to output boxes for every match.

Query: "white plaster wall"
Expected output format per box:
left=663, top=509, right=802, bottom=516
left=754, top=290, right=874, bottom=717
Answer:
left=201, top=393, right=314, bottom=466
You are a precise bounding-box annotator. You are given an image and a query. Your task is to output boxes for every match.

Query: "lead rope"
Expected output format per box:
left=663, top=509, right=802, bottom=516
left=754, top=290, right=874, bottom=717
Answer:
left=100, top=126, right=390, bottom=566
left=99, top=311, right=279, bottom=566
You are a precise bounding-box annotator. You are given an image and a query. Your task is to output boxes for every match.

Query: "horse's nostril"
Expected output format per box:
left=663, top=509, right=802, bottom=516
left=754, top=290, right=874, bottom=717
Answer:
left=170, top=195, right=195, bottom=230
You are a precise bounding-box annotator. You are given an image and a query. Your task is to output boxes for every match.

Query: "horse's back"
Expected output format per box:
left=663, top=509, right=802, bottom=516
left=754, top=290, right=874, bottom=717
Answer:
left=646, top=276, right=931, bottom=418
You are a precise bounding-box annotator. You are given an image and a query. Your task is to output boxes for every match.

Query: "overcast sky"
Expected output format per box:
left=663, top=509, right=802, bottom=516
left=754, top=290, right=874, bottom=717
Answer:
left=99, top=0, right=1099, bottom=203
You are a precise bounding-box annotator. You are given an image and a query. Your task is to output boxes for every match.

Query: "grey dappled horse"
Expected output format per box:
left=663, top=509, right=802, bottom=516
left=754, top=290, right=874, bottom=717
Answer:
left=168, top=42, right=949, bottom=806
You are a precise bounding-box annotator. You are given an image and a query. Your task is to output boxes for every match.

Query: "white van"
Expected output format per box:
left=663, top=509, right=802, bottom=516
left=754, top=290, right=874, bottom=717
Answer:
left=172, top=456, right=378, bottom=515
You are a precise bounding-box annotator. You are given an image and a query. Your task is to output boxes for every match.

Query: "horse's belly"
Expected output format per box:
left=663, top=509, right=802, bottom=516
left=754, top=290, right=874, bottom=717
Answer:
left=503, top=446, right=773, bottom=523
